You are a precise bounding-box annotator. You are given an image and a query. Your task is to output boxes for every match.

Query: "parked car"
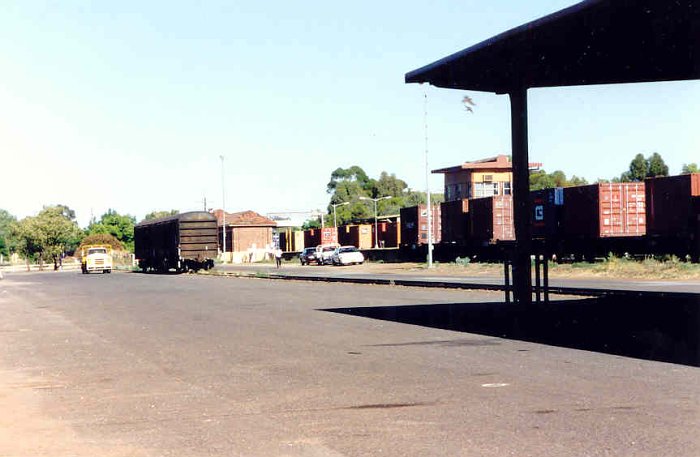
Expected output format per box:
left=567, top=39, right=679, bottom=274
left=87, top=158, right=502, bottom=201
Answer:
left=331, top=246, right=365, bottom=266
left=299, top=247, right=319, bottom=265
left=317, top=244, right=339, bottom=265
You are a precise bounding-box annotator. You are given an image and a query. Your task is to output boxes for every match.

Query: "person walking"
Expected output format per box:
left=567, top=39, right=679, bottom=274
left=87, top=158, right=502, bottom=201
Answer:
left=274, top=248, right=283, bottom=269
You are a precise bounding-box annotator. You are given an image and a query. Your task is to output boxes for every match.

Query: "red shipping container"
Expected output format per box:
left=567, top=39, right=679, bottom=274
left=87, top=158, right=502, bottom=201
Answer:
left=303, top=229, right=320, bottom=248
left=320, top=227, right=338, bottom=245
left=441, top=199, right=470, bottom=244
left=469, top=195, right=514, bottom=243
left=373, top=221, right=400, bottom=248
left=645, top=173, right=700, bottom=236
left=400, top=205, right=441, bottom=246
left=563, top=183, right=646, bottom=238
left=338, top=224, right=373, bottom=249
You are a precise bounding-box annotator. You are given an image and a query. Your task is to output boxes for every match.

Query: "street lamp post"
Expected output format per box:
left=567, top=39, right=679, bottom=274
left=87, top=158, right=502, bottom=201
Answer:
left=331, top=202, right=350, bottom=230
left=219, top=155, right=226, bottom=263
left=360, top=196, right=391, bottom=249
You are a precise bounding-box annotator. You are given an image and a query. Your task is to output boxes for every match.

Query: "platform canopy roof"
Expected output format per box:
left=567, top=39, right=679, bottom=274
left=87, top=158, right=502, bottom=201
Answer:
left=405, top=0, right=700, bottom=93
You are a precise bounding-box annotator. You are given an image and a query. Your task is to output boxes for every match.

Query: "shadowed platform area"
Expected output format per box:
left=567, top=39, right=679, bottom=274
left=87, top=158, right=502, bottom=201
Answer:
left=325, top=293, right=700, bottom=367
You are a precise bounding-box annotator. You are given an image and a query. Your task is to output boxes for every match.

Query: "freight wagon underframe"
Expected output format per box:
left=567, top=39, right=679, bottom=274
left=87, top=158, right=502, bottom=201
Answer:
left=406, top=0, right=699, bottom=305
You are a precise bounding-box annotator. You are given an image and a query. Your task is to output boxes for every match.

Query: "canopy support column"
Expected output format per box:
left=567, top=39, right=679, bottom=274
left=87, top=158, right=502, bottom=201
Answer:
left=509, top=88, right=532, bottom=306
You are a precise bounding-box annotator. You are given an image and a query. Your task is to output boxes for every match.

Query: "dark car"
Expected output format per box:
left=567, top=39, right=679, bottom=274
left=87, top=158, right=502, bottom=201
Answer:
left=299, top=247, right=319, bottom=265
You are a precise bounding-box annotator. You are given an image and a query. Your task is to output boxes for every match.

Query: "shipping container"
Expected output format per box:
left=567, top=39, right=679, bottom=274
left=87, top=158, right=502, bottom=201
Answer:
left=400, top=205, right=441, bottom=246
left=320, top=227, right=338, bottom=245
left=563, top=183, right=646, bottom=239
left=469, top=195, right=514, bottom=243
left=645, top=173, right=700, bottom=236
left=338, top=224, right=373, bottom=249
left=279, top=230, right=305, bottom=252
left=530, top=187, right=564, bottom=239
left=373, top=221, right=400, bottom=248
left=440, top=199, right=470, bottom=244
left=293, top=231, right=305, bottom=251
left=304, top=229, right=321, bottom=248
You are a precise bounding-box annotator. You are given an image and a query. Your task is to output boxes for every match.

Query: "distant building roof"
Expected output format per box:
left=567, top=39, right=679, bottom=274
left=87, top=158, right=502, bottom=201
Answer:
left=212, top=209, right=277, bottom=227
left=432, top=154, right=541, bottom=174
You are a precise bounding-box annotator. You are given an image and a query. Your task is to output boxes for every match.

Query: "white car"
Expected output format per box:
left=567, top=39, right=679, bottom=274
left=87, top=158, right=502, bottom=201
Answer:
left=331, top=246, right=364, bottom=266
left=316, top=244, right=339, bottom=265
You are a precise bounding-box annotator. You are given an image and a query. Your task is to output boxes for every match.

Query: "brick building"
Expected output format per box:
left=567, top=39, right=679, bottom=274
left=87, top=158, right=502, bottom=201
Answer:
left=212, top=210, right=276, bottom=263
left=433, top=154, right=541, bottom=201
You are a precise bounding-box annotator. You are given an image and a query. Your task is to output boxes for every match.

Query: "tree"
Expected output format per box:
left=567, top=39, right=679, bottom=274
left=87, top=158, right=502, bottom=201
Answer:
left=9, top=217, right=41, bottom=270
left=326, top=166, right=373, bottom=195
left=374, top=172, right=407, bottom=198
left=626, top=153, right=648, bottom=182
left=682, top=163, right=699, bottom=174
left=143, top=210, right=179, bottom=222
left=646, top=152, right=669, bottom=177
left=86, top=209, right=136, bottom=251
left=0, top=209, right=17, bottom=258
left=529, top=169, right=588, bottom=190
left=77, top=233, right=124, bottom=252
left=10, top=206, right=82, bottom=270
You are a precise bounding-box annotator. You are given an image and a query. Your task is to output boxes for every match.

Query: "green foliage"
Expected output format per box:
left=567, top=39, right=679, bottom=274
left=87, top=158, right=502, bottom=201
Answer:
left=529, top=169, right=589, bottom=190
left=142, top=209, right=179, bottom=222
left=324, top=165, right=445, bottom=226
left=10, top=206, right=83, bottom=269
left=619, top=152, right=669, bottom=182
left=77, top=233, right=124, bottom=252
left=647, top=152, right=669, bottom=177
left=681, top=163, right=698, bottom=174
left=302, top=219, right=321, bottom=230
left=0, top=209, right=17, bottom=257
left=86, top=209, right=136, bottom=251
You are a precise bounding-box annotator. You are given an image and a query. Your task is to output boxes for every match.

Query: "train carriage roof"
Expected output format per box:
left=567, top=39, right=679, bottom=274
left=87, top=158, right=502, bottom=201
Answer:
left=135, top=211, right=217, bottom=228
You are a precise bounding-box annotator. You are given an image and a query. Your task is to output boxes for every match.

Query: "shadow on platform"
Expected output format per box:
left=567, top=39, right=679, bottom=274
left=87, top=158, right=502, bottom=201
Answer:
left=324, top=293, right=700, bottom=367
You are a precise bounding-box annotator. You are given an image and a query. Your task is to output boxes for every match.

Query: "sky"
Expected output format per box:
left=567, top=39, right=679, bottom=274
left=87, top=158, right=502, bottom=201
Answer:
left=1, top=0, right=698, bottom=227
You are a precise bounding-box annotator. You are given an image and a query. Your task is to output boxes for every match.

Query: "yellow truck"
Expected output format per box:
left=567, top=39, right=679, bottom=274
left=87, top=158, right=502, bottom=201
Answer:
left=81, top=245, right=113, bottom=274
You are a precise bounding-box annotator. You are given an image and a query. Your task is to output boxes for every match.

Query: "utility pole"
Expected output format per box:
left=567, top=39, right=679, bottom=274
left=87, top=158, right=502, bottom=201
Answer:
left=220, top=155, right=226, bottom=263
left=424, top=90, right=433, bottom=268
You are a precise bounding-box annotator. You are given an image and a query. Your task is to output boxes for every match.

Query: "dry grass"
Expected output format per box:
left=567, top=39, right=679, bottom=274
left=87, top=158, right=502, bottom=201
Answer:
left=364, top=257, right=700, bottom=281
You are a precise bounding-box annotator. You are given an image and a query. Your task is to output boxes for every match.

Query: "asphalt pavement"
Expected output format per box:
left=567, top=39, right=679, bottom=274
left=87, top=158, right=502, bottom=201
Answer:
left=0, top=271, right=698, bottom=456
left=217, top=262, right=700, bottom=295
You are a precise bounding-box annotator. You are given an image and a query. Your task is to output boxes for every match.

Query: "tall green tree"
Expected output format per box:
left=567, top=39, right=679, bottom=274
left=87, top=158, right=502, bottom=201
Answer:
left=86, top=209, right=136, bottom=251
left=646, top=152, right=669, bottom=177
left=10, top=206, right=82, bottom=270
left=682, top=163, right=699, bottom=174
left=142, top=209, right=179, bottom=222
left=0, top=209, right=17, bottom=258
left=625, top=153, right=649, bottom=182
left=529, top=169, right=589, bottom=190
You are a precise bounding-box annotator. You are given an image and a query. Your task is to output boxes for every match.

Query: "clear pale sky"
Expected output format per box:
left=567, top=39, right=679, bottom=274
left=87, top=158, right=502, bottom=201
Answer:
left=1, top=0, right=698, bottom=227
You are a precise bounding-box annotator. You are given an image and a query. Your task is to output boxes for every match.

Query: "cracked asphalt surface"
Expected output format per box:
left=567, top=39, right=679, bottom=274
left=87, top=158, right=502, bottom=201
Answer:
left=0, top=271, right=698, bottom=456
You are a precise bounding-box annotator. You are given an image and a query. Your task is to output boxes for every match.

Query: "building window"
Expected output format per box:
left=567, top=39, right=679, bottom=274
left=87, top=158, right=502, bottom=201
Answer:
left=445, top=185, right=452, bottom=200
left=503, top=181, right=512, bottom=195
left=455, top=184, right=462, bottom=199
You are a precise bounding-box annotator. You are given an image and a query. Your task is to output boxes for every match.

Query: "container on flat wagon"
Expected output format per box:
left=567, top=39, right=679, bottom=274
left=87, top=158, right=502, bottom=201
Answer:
left=645, top=173, right=700, bottom=236
left=338, top=224, right=373, bottom=249
left=469, top=195, right=514, bottom=243
left=440, top=199, right=470, bottom=244
left=530, top=187, right=564, bottom=239
left=320, top=227, right=338, bottom=245
left=373, top=221, right=400, bottom=248
left=304, top=229, right=321, bottom=248
left=400, top=205, right=441, bottom=246
left=293, top=231, right=305, bottom=251
left=279, top=230, right=305, bottom=252
left=562, top=182, right=646, bottom=238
